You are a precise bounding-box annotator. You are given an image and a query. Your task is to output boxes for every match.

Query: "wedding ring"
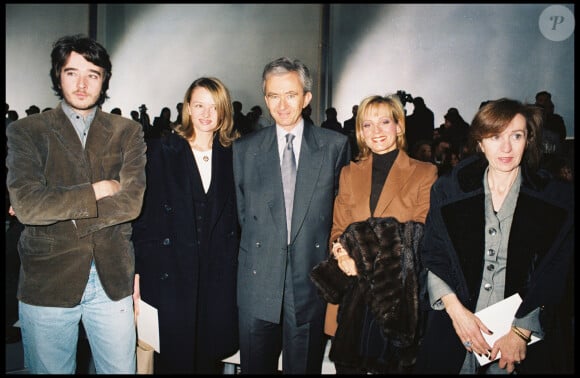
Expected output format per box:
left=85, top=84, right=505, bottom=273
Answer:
left=463, top=341, right=472, bottom=348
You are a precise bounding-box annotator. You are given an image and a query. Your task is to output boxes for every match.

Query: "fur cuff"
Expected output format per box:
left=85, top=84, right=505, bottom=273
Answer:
left=310, top=257, right=355, bottom=304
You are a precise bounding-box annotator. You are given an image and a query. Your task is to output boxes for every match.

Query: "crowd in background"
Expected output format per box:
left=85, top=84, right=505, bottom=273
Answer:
left=5, top=85, right=574, bottom=374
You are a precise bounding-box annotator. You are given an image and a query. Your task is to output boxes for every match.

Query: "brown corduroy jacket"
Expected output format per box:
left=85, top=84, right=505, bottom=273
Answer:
left=6, top=104, right=147, bottom=307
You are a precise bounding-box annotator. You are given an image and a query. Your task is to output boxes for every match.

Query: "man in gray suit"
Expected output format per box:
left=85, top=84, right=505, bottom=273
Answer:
left=233, top=57, right=350, bottom=374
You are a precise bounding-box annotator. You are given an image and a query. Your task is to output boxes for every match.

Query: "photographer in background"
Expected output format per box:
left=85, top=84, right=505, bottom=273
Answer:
left=396, top=90, right=413, bottom=115
left=405, top=96, right=434, bottom=151
left=438, top=107, right=470, bottom=153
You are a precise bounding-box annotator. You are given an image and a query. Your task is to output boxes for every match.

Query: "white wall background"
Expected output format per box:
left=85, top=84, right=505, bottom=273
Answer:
left=6, top=4, right=321, bottom=124
left=6, top=4, right=575, bottom=137
left=97, top=4, right=322, bottom=124
left=329, top=4, right=575, bottom=137
left=6, top=4, right=90, bottom=112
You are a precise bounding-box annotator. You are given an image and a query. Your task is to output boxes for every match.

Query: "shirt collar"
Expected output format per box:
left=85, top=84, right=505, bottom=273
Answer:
left=276, top=119, right=304, bottom=143
left=61, top=101, right=97, bottom=125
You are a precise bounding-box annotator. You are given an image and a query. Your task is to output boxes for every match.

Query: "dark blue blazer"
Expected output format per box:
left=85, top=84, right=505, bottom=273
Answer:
left=415, top=155, right=574, bottom=374
left=132, top=132, right=239, bottom=370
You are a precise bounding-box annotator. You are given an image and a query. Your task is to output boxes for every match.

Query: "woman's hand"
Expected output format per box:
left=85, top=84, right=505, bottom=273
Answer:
left=332, top=241, right=357, bottom=276
left=442, top=293, right=493, bottom=357
left=490, top=327, right=529, bottom=373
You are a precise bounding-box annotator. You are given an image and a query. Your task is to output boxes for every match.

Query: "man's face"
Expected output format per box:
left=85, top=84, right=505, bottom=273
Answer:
left=264, top=71, right=312, bottom=131
left=60, top=51, right=105, bottom=116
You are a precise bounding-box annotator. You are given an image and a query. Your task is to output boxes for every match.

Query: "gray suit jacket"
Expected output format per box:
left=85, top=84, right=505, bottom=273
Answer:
left=233, top=121, right=350, bottom=325
left=6, top=104, right=147, bottom=307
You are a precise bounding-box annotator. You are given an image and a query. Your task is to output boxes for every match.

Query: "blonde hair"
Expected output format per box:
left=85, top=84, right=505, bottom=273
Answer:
left=175, top=77, right=239, bottom=147
left=355, top=94, right=407, bottom=160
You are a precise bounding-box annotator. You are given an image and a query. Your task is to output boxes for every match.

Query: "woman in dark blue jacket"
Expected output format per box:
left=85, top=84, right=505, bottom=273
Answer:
left=132, top=77, right=240, bottom=374
left=415, top=98, right=574, bottom=374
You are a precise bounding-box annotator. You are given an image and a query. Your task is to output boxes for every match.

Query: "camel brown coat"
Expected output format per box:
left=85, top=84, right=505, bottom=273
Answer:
left=325, top=150, right=437, bottom=336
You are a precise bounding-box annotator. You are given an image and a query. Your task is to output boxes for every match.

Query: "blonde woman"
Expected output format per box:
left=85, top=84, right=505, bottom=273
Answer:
left=325, top=94, right=437, bottom=373
left=132, top=77, right=240, bottom=374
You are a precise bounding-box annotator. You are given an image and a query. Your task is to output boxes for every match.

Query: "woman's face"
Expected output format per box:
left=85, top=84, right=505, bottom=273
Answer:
left=188, top=86, right=219, bottom=134
left=360, top=104, right=401, bottom=155
left=478, top=113, right=527, bottom=174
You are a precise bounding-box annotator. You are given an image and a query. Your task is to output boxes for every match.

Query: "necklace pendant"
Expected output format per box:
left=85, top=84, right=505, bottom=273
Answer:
left=203, top=155, right=209, bottom=162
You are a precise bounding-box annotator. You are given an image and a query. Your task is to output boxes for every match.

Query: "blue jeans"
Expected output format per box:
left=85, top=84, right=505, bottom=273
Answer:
left=19, top=262, right=136, bottom=374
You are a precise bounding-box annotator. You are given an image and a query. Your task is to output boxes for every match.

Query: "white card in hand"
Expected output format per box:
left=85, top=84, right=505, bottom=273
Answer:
left=474, top=294, right=540, bottom=366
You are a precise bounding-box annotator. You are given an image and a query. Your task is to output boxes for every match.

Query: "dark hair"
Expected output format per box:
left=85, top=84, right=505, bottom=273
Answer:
left=251, top=105, right=263, bottom=115
left=325, top=107, right=337, bottom=118
left=535, top=90, right=551, bottom=100
left=50, top=34, right=112, bottom=106
left=468, top=98, right=543, bottom=171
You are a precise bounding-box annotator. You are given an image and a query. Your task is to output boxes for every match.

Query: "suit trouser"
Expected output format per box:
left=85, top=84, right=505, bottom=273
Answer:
left=238, top=254, right=326, bottom=374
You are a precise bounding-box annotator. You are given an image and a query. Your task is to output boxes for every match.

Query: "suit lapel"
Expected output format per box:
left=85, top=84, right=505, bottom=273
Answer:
left=206, top=141, right=232, bottom=228
left=291, top=124, right=324, bottom=242
left=51, top=107, right=86, bottom=158
left=350, top=158, right=373, bottom=219
left=257, top=128, right=286, bottom=236
left=85, top=111, right=113, bottom=160
left=374, top=151, right=413, bottom=216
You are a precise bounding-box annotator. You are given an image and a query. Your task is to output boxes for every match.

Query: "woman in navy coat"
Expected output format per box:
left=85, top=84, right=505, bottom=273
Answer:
left=132, top=77, right=240, bottom=374
left=414, top=98, right=574, bottom=374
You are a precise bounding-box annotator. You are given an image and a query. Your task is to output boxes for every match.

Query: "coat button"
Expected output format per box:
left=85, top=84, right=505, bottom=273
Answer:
left=163, top=204, right=172, bottom=212
left=160, top=273, right=169, bottom=280
left=488, top=228, right=497, bottom=236
left=487, top=249, right=495, bottom=256
left=162, top=238, right=171, bottom=246
left=256, top=242, right=261, bottom=248
left=487, top=264, right=495, bottom=271
left=314, top=242, right=320, bottom=248
left=484, top=283, right=492, bottom=291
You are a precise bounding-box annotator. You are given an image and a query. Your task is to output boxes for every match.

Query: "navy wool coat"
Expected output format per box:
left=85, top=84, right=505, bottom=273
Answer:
left=414, top=155, right=574, bottom=374
left=132, top=132, right=239, bottom=372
